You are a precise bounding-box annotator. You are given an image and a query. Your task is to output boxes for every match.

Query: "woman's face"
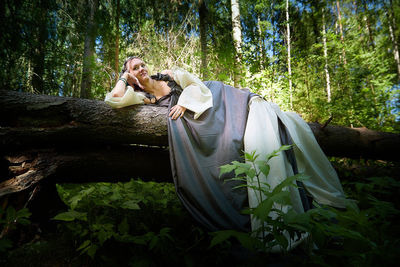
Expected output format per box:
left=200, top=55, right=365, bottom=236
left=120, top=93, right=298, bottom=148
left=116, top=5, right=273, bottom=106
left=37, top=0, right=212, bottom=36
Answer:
left=128, top=58, right=149, bottom=84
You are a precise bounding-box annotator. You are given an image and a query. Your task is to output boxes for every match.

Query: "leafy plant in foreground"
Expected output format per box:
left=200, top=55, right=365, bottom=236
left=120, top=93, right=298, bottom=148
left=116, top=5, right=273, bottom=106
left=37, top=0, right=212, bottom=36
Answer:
left=212, top=147, right=400, bottom=266
left=213, top=145, right=310, bottom=252
left=53, top=179, right=182, bottom=260
left=0, top=206, right=31, bottom=253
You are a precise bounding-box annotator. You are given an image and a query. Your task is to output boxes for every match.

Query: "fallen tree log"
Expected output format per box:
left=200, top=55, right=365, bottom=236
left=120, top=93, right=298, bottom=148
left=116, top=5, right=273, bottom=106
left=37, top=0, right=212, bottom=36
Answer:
left=0, top=146, right=171, bottom=197
left=0, top=89, right=399, bottom=197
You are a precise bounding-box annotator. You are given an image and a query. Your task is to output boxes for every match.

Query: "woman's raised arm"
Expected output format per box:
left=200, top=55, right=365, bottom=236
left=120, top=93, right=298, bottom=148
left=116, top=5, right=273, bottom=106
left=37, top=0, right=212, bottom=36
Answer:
left=110, top=73, right=129, bottom=97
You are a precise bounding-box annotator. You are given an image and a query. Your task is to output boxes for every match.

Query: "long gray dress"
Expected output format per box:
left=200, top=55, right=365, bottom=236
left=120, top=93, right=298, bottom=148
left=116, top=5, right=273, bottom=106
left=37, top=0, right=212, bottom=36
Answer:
left=154, top=75, right=310, bottom=232
left=155, top=78, right=254, bottom=231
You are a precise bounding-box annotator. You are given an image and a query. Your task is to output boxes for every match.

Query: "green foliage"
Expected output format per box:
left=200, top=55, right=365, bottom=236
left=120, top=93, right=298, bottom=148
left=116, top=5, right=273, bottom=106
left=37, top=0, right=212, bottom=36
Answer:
left=214, top=148, right=400, bottom=265
left=216, top=146, right=311, bottom=252
left=0, top=206, right=31, bottom=253
left=1, top=0, right=399, bottom=130
left=53, top=179, right=187, bottom=262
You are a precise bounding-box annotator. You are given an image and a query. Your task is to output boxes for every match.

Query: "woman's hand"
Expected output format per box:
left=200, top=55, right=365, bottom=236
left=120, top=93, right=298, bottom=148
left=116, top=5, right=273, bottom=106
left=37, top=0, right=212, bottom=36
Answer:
left=123, top=71, right=144, bottom=89
left=143, top=97, right=156, bottom=104
left=169, top=105, right=187, bottom=120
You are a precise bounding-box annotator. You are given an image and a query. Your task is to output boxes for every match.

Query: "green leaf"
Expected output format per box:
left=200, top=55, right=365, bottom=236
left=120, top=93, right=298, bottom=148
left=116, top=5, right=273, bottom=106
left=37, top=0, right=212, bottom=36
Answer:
left=87, top=244, right=98, bottom=259
left=149, top=236, right=159, bottom=250
left=77, top=240, right=91, bottom=251
left=121, top=200, right=140, bottom=210
left=209, top=230, right=234, bottom=248
left=257, top=162, right=270, bottom=178
left=273, top=233, right=288, bottom=250
left=271, top=173, right=304, bottom=196
left=53, top=210, right=87, bottom=222
left=234, top=231, right=263, bottom=251
left=247, top=168, right=256, bottom=179
left=219, top=164, right=236, bottom=176
left=253, top=198, right=274, bottom=221
left=266, top=145, right=292, bottom=162
left=118, top=218, right=130, bottom=234
left=97, top=229, right=113, bottom=245
left=16, top=208, right=31, bottom=219
left=244, top=151, right=258, bottom=162
left=271, top=191, right=291, bottom=205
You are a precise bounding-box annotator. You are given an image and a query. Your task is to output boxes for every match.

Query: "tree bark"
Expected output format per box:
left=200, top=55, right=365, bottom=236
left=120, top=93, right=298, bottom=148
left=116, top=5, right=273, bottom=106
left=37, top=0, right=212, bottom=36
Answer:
left=31, top=0, right=49, bottom=94
left=115, top=0, right=120, bottom=77
left=1, top=89, right=399, bottom=197
left=199, top=0, right=208, bottom=80
left=362, top=0, right=374, bottom=50
left=322, top=7, right=332, bottom=102
left=336, top=0, right=347, bottom=65
left=285, top=0, right=293, bottom=109
left=0, top=147, right=171, bottom=197
left=80, top=0, right=99, bottom=99
left=231, top=0, right=242, bottom=88
left=387, top=0, right=400, bottom=82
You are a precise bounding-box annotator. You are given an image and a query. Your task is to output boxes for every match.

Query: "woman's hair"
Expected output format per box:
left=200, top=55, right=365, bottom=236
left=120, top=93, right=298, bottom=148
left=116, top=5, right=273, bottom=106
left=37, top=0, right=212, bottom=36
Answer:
left=119, top=56, right=141, bottom=78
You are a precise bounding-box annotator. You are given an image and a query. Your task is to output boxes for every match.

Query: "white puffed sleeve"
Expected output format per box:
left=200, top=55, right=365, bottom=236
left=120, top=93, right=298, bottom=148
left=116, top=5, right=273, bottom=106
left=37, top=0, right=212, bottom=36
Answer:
left=104, top=86, right=146, bottom=108
left=173, top=68, right=213, bottom=119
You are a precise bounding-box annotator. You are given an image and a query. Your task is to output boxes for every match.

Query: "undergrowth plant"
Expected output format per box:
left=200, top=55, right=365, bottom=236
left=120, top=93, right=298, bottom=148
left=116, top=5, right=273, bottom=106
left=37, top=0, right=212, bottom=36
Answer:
left=53, top=180, right=183, bottom=262
left=51, top=151, right=400, bottom=266
left=212, top=146, right=400, bottom=266
left=212, top=145, right=311, bottom=253
left=0, top=206, right=31, bottom=253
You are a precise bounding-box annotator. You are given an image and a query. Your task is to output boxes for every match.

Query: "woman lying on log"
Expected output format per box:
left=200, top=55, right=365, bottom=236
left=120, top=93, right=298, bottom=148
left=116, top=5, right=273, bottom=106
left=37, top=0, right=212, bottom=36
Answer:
left=105, top=56, right=348, bottom=246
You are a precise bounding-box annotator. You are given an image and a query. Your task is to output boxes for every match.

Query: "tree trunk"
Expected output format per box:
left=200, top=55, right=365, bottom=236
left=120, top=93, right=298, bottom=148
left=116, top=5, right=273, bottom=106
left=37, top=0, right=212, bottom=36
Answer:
left=336, top=0, right=347, bottom=65
left=1, top=89, right=399, bottom=197
left=285, top=0, right=293, bottom=109
left=257, top=14, right=265, bottom=69
left=80, top=0, right=99, bottom=99
left=31, top=0, right=48, bottom=94
left=199, top=0, right=208, bottom=80
left=362, top=0, right=374, bottom=50
left=231, top=0, right=242, bottom=88
left=322, top=7, right=332, bottom=102
left=387, top=0, right=400, bottom=82
left=115, top=0, right=120, bottom=77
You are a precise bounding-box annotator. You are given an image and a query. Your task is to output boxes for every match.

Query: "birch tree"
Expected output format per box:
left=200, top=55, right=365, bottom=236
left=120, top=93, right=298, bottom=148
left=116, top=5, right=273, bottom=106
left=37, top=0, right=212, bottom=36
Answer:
left=387, top=0, right=400, bottom=81
left=286, top=0, right=293, bottom=109
left=115, top=0, right=120, bottom=77
left=336, top=0, right=347, bottom=65
left=231, top=0, right=242, bottom=88
left=322, top=7, right=331, bottom=102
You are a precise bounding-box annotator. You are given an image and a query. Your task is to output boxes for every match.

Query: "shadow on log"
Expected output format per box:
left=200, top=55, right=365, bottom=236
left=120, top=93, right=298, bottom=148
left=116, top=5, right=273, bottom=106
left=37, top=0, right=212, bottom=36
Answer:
left=0, top=89, right=399, bottom=198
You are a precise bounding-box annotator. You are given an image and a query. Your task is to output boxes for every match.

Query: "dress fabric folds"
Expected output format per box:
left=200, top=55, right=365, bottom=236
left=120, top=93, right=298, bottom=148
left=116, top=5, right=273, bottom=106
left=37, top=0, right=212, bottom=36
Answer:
left=160, top=80, right=254, bottom=231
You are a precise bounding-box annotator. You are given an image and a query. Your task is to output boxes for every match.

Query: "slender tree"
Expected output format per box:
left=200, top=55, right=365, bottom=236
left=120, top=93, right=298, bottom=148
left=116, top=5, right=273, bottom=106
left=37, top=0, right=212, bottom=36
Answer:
left=362, top=0, right=374, bottom=49
left=336, top=0, right=347, bottom=65
left=231, top=0, right=242, bottom=87
left=115, top=0, right=120, bottom=77
left=387, top=0, right=400, bottom=81
left=80, top=0, right=99, bottom=99
left=322, top=6, right=332, bottom=102
left=199, top=0, right=208, bottom=79
left=286, top=0, right=293, bottom=108
left=30, top=0, right=51, bottom=94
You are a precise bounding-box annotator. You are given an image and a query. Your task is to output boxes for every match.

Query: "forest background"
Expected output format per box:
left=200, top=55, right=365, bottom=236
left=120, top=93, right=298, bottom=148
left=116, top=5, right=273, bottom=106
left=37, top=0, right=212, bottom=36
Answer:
left=1, top=0, right=400, bottom=265
left=1, top=0, right=399, bottom=131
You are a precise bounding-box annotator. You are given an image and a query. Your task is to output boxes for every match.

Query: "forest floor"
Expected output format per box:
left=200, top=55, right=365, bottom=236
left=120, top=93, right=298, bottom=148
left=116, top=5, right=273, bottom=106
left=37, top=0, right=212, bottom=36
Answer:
left=1, top=158, right=400, bottom=267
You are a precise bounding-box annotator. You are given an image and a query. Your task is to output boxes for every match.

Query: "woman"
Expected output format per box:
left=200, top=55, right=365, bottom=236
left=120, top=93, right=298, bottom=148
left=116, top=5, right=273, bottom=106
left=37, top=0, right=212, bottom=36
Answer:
left=105, top=57, right=348, bottom=233
left=107, top=56, right=211, bottom=120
